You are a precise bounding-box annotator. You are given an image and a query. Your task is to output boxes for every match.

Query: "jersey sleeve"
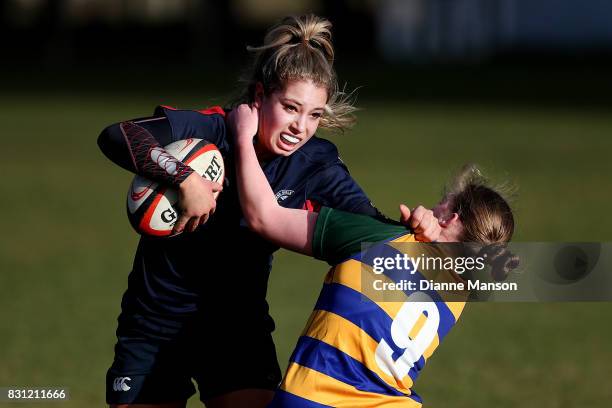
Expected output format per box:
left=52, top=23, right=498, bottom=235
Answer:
left=305, top=162, right=380, bottom=217
left=97, top=116, right=174, bottom=173
left=313, top=206, right=409, bottom=265
left=98, top=106, right=229, bottom=176
left=154, top=106, right=227, bottom=148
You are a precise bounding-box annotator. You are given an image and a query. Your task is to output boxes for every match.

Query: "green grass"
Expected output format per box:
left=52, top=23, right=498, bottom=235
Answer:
left=1, top=93, right=612, bottom=407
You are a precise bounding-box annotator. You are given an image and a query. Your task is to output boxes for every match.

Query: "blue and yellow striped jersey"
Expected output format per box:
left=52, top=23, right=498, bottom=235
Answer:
left=269, top=207, right=468, bottom=407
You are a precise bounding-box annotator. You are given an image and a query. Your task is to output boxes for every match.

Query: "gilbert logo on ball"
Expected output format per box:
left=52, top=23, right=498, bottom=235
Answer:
left=126, top=138, right=224, bottom=237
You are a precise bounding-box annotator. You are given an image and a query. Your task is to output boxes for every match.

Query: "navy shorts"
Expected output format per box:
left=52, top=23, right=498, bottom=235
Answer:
left=106, top=313, right=281, bottom=405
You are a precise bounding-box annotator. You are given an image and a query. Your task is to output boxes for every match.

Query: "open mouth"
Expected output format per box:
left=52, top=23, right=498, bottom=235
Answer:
left=280, top=134, right=301, bottom=145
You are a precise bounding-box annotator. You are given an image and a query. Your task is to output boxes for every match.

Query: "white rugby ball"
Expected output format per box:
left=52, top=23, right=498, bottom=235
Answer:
left=126, top=138, right=224, bottom=237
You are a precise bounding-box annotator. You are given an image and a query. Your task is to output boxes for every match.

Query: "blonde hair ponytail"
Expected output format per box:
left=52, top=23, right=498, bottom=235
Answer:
left=447, top=164, right=519, bottom=281
left=234, top=14, right=356, bottom=133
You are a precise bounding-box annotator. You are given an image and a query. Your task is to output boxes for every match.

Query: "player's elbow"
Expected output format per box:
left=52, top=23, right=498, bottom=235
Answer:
left=97, top=123, right=121, bottom=159
left=243, top=208, right=276, bottom=237
left=97, top=122, right=137, bottom=171
left=244, top=212, right=266, bottom=235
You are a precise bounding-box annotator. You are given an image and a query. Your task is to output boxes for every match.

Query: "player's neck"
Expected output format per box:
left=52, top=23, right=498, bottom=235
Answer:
left=254, top=139, right=274, bottom=163
left=437, top=230, right=458, bottom=243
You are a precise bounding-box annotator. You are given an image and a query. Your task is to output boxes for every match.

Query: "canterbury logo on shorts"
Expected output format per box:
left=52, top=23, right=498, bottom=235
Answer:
left=113, top=377, right=132, bottom=392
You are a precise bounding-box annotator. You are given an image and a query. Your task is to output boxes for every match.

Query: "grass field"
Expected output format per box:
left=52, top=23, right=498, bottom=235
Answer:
left=2, top=88, right=612, bottom=407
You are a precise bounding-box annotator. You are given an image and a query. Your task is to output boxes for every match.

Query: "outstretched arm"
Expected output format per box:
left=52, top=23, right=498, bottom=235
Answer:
left=231, top=105, right=317, bottom=255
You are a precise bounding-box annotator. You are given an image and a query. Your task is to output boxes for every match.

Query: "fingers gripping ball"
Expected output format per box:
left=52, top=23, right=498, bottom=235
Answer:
left=126, top=138, right=225, bottom=237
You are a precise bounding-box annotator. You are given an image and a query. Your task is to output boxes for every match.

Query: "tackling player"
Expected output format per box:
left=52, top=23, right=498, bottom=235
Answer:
left=232, top=104, right=518, bottom=407
left=97, top=15, right=439, bottom=408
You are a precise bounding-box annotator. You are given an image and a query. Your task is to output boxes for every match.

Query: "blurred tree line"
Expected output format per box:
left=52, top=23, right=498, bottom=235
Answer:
left=3, top=0, right=612, bottom=104
left=0, top=0, right=375, bottom=68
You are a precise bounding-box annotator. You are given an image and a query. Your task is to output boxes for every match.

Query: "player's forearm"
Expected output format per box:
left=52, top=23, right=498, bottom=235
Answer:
left=235, top=142, right=281, bottom=232
left=235, top=142, right=315, bottom=255
left=97, top=121, right=193, bottom=187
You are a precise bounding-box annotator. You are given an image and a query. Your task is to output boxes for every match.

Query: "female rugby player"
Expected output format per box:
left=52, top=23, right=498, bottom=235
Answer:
left=232, top=104, right=518, bottom=407
left=97, top=15, right=438, bottom=408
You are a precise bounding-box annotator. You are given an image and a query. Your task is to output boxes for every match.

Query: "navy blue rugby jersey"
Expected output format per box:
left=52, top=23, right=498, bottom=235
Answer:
left=117, top=106, right=380, bottom=329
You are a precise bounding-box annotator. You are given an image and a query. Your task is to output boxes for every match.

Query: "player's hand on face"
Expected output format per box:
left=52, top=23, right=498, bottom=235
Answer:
left=228, top=104, right=259, bottom=146
left=399, top=204, right=441, bottom=242
left=173, top=172, right=223, bottom=235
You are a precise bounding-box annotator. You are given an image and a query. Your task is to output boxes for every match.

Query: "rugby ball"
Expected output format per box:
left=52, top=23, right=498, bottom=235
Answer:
left=126, top=138, right=224, bottom=237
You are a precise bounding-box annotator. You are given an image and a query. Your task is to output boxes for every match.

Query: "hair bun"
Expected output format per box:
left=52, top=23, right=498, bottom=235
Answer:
left=279, top=14, right=334, bottom=63
left=477, top=244, right=520, bottom=281
left=237, top=14, right=356, bottom=133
